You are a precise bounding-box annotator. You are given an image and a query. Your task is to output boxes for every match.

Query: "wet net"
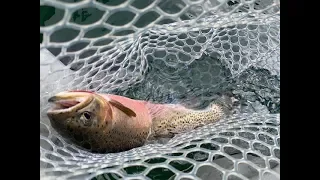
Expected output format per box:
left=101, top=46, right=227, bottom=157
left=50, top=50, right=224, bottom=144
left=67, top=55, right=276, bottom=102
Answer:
left=40, top=0, right=280, bottom=179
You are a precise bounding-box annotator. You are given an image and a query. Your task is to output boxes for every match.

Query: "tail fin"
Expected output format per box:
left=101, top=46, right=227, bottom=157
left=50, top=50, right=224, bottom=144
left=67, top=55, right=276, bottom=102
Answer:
left=210, top=95, right=237, bottom=116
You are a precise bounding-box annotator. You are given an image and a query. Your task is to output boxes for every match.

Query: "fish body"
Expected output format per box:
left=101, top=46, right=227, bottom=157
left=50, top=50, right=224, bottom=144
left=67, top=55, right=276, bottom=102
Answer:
left=146, top=102, right=224, bottom=140
left=47, top=91, right=230, bottom=153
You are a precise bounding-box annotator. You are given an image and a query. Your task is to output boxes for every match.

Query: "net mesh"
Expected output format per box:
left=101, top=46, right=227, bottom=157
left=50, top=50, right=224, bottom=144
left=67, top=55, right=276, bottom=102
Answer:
left=40, top=0, right=280, bottom=179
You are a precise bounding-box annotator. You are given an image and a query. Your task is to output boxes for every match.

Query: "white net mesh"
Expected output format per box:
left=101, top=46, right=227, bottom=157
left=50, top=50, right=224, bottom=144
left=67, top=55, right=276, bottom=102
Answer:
left=40, top=0, right=280, bottom=179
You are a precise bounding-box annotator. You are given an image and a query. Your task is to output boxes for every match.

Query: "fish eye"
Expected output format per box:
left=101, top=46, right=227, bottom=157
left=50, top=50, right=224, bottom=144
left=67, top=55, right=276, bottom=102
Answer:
left=81, top=111, right=92, bottom=127
left=83, top=112, right=91, bottom=120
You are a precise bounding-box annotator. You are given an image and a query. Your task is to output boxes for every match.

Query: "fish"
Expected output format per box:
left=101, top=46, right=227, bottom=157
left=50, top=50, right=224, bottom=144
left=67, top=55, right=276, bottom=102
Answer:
left=46, top=91, right=233, bottom=153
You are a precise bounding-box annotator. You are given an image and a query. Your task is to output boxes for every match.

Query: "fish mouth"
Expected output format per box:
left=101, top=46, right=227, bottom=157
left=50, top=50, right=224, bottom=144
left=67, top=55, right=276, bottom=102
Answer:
left=47, top=92, right=93, bottom=114
left=49, top=98, right=81, bottom=111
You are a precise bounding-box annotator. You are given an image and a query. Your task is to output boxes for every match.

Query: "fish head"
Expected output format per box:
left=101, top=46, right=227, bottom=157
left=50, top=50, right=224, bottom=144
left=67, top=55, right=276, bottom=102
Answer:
left=46, top=91, right=138, bottom=153
left=46, top=91, right=114, bottom=149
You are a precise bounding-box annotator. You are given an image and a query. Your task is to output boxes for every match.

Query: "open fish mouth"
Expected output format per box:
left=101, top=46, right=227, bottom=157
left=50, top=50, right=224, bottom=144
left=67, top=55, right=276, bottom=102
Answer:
left=47, top=95, right=92, bottom=113
left=50, top=99, right=81, bottom=110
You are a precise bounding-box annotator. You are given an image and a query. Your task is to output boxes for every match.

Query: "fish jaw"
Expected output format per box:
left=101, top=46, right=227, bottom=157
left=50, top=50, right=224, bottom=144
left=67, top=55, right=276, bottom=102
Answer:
left=47, top=91, right=94, bottom=115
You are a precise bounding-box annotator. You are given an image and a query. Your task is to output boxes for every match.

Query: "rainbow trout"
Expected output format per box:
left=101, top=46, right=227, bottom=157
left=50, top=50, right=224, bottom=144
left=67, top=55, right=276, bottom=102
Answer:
left=47, top=91, right=232, bottom=153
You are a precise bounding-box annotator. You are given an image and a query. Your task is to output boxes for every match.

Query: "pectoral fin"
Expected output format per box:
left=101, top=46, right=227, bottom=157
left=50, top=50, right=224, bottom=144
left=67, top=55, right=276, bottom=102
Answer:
left=108, top=99, right=137, bottom=117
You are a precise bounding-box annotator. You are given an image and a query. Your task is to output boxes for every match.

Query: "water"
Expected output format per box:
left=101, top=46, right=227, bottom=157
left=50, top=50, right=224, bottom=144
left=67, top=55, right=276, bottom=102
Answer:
left=114, top=53, right=280, bottom=114
left=91, top=53, right=280, bottom=180
left=40, top=2, right=280, bottom=179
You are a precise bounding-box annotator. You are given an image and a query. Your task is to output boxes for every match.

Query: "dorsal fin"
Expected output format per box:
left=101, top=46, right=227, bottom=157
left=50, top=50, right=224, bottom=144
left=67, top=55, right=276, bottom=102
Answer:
left=108, top=99, right=136, bottom=117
